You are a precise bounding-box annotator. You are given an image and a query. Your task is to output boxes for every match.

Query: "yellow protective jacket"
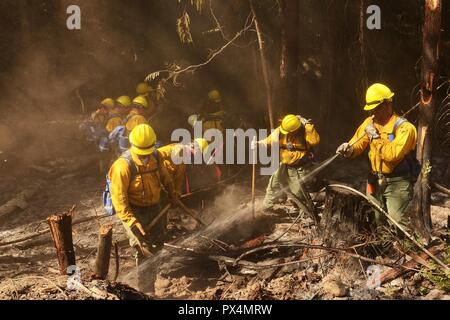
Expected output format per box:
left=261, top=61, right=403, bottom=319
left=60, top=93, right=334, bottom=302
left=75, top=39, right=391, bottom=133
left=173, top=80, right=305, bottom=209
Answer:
left=350, top=114, right=417, bottom=174
left=261, top=122, right=320, bottom=166
left=108, top=150, right=176, bottom=227
left=105, top=112, right=123, bottom=133
left=200, top=110, right=226, bottom=135
left=124, top=114, right=148, bottom=131
left=91, top=109, right=108, bottom=126
left=158, top=143, right=187, bottom=195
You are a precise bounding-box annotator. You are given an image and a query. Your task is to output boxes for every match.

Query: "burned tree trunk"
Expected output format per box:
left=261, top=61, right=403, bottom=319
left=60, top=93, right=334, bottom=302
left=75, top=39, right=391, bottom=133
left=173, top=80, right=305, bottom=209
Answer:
left=251, top=0, right=275, bottom=129
left=320, top=186, right=372, bottom=246
left=278, top=0, right=300, bottom=115
left=94, top=224, right=113, bottom=279
left=47, top=209, right=76, bottom=275
left=410, top=0, right=442, bottom=237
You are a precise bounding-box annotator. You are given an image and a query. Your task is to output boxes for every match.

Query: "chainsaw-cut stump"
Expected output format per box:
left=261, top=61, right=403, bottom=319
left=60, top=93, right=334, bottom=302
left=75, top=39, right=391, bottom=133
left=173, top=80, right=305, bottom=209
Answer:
left=94, top=224, right=113, bottom=280
left=47, top=209, right=76, bottom=275
left=320, top=186, right=372, bottom=246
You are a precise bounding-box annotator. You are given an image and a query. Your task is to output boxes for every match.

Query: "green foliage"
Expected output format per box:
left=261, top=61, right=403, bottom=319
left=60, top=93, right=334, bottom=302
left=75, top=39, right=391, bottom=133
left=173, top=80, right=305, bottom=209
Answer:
left=418, top=247, right=450, bottom=292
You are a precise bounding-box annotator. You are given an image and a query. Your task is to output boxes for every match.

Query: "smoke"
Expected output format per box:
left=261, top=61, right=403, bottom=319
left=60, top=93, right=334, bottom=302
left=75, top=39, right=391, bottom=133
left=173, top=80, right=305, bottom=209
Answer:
left=120, top=184, right=266, bottom=291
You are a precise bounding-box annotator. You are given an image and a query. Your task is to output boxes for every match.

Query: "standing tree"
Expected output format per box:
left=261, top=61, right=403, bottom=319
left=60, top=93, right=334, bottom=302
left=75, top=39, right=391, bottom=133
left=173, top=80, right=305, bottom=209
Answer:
left=410, top=0, right=442, bottom=237
left=278, top=0, right=300, bottom=116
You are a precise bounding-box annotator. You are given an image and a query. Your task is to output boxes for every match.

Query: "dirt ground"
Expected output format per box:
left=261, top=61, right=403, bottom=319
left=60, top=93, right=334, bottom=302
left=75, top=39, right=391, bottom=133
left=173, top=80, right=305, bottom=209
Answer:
left=0, top=149, right=449, bottom=300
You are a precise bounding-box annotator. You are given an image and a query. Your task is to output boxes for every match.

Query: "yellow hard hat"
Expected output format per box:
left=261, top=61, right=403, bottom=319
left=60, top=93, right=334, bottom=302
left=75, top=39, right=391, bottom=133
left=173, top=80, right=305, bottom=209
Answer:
left=100, top=98, right=114, bottom=109
left=129, top=124, right=157, bottom=155
left=208, top=89, right=222, bottom=103
left=194, top=138, right=209, bottom=154
left=126, top=114, right=148, bottom=132
left=116, top=95, right=131, bottom=107
left=136, top=82, right=152, bottom=95
left=280, top=114, right=301, bottom=134
left=364, top=83, right=395, bottom=111
left=132, top=95, right=149, bottom=108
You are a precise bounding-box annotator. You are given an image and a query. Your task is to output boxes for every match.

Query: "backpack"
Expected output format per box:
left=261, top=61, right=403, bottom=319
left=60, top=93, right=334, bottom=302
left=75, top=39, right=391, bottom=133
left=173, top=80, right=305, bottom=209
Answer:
left=389, top=117, right=421, bottom=180
left=79, top=120, right=108, bottom=144
left=103, top=150, right=161, bottom=216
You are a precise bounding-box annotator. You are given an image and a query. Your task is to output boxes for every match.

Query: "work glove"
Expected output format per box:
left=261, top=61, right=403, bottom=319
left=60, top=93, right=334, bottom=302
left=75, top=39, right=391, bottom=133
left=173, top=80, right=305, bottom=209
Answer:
left=131, top=221, right=146, bottom=237
left=365, top=123, right=380, bottom=141
left=336, top=142, right=353, bottom=158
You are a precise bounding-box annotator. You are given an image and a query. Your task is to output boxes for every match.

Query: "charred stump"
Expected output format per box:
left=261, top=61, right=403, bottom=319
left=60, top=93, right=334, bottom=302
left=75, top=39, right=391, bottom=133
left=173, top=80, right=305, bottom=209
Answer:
left=94, top=224, right=113, bottom=279
left=47, top=209, right=76, bottom=275
left=320, top=186, right=372, bottom=246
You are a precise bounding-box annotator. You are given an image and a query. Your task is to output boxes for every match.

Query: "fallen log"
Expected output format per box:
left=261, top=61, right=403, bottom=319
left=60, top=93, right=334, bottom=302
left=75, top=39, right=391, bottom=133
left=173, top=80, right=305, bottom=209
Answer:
left=0, top=213, right=110, bottom=248
left=375, top=244, right=446, bottom=286
left=432, top=182, right=450, bottom=196
left=0, top=182, right=45, bottom=219
left=94, top=224, right=113, bottom=279
left=47, top=208, right=76, bottom=275
left=320, top=185, right=372, bottom=246
left=0, top=155, right=98, bottom=220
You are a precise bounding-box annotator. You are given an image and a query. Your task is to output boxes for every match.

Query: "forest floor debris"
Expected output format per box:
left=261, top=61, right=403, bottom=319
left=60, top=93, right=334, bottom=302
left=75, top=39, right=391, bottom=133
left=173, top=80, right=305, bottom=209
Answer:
left=0, top=156, right=449, bottom=300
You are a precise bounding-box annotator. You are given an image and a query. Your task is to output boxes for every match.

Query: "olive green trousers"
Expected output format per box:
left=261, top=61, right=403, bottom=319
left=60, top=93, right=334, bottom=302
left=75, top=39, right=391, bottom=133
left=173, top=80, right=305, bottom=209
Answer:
left=263, top=163, right=313, bottom=210
left=367, top=176, right=413, bottom=230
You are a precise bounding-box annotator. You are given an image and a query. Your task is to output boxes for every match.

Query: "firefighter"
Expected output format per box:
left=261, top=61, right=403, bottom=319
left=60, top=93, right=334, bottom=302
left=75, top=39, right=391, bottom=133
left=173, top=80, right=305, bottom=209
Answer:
left=91, top=98, right=114, bottom=127
left=188, top=89, right=226, bottom=139
left=136, top=82, right=157, bottom=117
left=105, top=95, right=131, bottom=132
left=253, top=114, right=320, bottom=214
left=336, top=83, right=418, bottom=230
left=158, top=138, right=209, bottom=195
left=108, top=124, right=178, bottom=290
left=104, top=96, right=149, bottom=156
left=124, top=96, right=150, bottom=128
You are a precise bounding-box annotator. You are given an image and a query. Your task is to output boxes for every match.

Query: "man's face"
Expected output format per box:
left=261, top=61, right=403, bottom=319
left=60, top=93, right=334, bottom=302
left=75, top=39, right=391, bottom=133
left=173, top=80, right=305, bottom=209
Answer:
left=372, top=100, right=393, bottom=123
left=134, top=106, right=145, bottom=116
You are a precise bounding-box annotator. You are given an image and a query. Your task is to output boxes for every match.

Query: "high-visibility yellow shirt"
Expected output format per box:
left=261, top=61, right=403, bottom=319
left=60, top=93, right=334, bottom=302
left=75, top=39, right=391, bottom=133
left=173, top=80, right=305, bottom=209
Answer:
left=261, top=123, right=320, bottom=166
left=108, top=150, right=175, bottom=227
left=201, top=110, right=226, bottom=136
left=158, top=143, right=187, bottom=195
left=350, top=114, right=417, bottom=174
left=91, top=109, right=108, bottom=126
left=105, top=112, right=123, bottom=133
left=125, top=114, right=148, bottom=131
